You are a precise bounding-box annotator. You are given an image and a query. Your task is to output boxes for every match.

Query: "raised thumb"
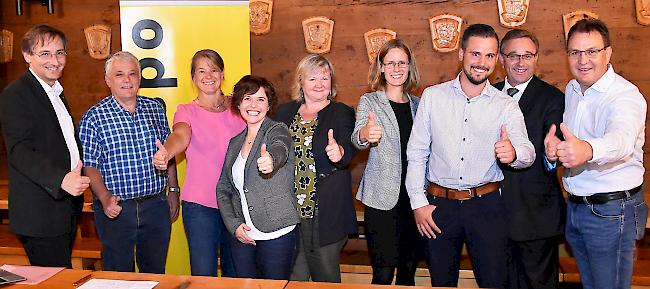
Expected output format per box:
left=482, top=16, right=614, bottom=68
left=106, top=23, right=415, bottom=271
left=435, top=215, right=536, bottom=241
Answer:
left=559, top=123, right=575, bottom=140
left=261, top=143, right=268, bottom=155
left=500, top=125, right=508, bottom=140
left=72, top=160, right=83, bottom=174
left=546, top=124, right=557, bottom=140
left=368, top=111, right=376, bottom=126
left=155, top=139, right=165, bottom=151
left=328, top=129, right=335, bottom=145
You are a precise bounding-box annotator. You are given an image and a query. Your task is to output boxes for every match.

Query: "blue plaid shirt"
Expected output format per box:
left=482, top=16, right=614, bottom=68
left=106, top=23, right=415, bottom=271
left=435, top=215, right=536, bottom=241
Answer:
left=79, top=95, right=170, bottom=200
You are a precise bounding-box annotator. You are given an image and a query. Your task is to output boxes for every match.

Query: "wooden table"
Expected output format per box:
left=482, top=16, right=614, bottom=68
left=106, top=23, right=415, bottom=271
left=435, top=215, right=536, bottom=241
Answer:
left=285, top=281, right=474, bottom=289
left=4, top=269, right=288, bottom=289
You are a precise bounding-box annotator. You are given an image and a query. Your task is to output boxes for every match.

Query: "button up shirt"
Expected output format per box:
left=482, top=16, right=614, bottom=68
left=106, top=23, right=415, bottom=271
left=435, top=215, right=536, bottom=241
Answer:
left=79, top=95, right=170, bottom=200
left=502, top=76, right=533, bottom=103
left=406, top=74, right=535, bottom=209
left=563, top=65, right=646, bottom=196
left=30, top=68, right=80, bottom=169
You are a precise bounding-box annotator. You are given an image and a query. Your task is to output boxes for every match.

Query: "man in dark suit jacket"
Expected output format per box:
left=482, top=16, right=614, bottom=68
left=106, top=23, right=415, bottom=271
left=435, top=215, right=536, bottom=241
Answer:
left=0, top=25, right=90, bottom=267
left=494, top=29, right=565, bottom=289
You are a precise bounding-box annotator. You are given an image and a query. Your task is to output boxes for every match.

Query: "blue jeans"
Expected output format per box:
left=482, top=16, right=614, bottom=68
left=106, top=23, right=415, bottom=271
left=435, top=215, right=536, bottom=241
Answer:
left=565, top=189, right=648, bottom=289
left=231, top=227, right=297, bottom=280
left=93, top=193, right=171, bottom=273
left=182, top=201, right=235, bottom=277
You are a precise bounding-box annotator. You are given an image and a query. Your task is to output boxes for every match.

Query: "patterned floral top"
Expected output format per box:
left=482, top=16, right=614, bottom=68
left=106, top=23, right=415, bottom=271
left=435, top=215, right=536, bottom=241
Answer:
left=289, top=113, right=317, bottom=219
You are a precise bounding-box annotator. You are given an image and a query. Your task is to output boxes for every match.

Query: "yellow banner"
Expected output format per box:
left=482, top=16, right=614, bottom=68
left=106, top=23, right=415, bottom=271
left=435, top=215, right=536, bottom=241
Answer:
left=119, top=0, right=250, bottom=275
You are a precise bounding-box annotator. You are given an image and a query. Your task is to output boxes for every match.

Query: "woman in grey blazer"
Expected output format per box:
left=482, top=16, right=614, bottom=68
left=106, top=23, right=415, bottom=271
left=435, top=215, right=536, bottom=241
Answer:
left=352, top=39, right=423, bottom=285
left=216, top=75, right=299, bottom=280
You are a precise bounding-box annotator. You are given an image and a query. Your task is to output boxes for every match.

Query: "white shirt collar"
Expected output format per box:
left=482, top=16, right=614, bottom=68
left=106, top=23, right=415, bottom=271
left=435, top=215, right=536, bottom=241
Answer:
left=29, top=68, right=63, bottom=97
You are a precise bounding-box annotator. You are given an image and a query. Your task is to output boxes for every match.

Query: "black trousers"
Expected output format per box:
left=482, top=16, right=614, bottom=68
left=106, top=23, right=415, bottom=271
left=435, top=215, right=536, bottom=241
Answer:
left=17, top=226, right=76, bottom=268
left=504, top=236, right=560, bottom=289
left=423, top=191, right=507, bottom=289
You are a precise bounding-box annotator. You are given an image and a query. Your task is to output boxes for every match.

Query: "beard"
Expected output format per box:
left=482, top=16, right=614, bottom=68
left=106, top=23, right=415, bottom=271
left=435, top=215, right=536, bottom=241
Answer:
left=463, top=65, right=490, bottom=85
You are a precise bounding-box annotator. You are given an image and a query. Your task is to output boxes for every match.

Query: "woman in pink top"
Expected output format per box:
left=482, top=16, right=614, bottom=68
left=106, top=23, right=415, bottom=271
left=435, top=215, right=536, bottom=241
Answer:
left=153, top=49, right=245, bottom=276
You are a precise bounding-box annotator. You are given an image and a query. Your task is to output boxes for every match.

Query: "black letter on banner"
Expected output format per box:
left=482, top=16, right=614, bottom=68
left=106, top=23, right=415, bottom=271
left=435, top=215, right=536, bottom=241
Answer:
left=139, top=58, right=178, bottom=88
left=132, top=19, right=163, bottom=49
left=131, top=19, right=177, bottom=88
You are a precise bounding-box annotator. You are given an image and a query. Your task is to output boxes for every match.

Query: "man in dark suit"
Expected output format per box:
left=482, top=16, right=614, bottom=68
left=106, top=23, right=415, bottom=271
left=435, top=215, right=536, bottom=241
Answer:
left=0, top=25, right=90, bottom=267
left=494, top=29, right=565, bottom=289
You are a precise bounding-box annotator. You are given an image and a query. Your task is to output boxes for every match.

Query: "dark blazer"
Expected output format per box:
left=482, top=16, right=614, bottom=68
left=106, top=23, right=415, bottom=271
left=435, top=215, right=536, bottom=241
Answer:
left=216, top=118, right=300, bottom=235
left=494, top=76, right=565, bottom=241
left=273, top=100, right=358, bottom=246
left=0, top=71, right=83, bottom=237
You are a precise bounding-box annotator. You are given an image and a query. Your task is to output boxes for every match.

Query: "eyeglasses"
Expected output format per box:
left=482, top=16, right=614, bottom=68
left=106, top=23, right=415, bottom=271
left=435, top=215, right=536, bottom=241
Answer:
left=35, top=50, right=67, bottom=59
left=502, top=52, right=537, bottom=61
left=383, top=61, right=409, bottom=69
left=567, top=47, right=608, bottom=59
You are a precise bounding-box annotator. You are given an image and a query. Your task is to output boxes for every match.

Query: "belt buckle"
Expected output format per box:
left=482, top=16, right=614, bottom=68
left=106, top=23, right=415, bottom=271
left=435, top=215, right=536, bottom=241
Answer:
left=458, top=188, right=474, bottom=201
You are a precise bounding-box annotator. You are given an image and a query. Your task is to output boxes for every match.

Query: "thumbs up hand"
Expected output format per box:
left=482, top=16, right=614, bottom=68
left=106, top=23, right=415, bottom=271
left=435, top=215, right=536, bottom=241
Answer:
left=556, top=123, right=593, bottom=168
left=326, top=129, right=344, bottom=163
left=359, top=111, right=382, bottom=144
left=102, top=195, right=122, bottom=219
left=257, top=143, right=274, bottom=174
left=153, top=139, right=169, bottom=170
left=544, top=124, right=561, bottom=162
left=494, top=125, right=516, bottom=164
left=61, top=160, right=91, bottom=196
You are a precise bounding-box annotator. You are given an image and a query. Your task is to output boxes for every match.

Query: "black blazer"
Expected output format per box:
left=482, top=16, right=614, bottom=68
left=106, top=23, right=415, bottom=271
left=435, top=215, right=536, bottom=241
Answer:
left=273, top=100, right=358, bottom=246
left=494, top=76, right=565, bottom=241
left=0, top=71, right=83, bottom=237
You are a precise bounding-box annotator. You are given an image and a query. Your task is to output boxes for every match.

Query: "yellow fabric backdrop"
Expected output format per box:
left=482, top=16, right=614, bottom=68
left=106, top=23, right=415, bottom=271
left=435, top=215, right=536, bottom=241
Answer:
left=119, top=0, right=250, bottom=275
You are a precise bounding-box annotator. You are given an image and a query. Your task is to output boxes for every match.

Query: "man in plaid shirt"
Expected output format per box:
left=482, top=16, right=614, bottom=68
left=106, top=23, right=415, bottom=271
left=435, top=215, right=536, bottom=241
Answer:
left=79, top=51, right=173, bottom=273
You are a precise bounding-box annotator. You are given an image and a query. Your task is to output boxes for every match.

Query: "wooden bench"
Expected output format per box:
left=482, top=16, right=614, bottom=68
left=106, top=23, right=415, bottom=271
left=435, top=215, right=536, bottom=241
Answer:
left=0, top=182, right=102, bottom=269
left=559, top=257, right=650, bottom=285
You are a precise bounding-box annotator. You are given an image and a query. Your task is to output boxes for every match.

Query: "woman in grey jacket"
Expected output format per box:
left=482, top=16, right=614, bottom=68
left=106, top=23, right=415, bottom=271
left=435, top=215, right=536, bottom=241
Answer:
left=352, top=39, right=423, bottom=285
left=216, top=75, right=299, bottom=280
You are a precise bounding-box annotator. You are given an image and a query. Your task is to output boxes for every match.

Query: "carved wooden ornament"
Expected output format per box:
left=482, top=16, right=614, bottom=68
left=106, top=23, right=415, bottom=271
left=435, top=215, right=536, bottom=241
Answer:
left=0, top=29, right=13, bottom=64
left=636, top=0, right=650, bottom=26
left=302, top=16, right=334, bottom=54
left=429, top=13, right=463, bottom=53
left=497, top=0, right=530, bottom=28
left=364, top=29, right=396, bottom=63
left=84, top=24, right=111, bottom=60
left=250, top=0, right=273, bottom=35
left=562, top=11, right=599, bottom=41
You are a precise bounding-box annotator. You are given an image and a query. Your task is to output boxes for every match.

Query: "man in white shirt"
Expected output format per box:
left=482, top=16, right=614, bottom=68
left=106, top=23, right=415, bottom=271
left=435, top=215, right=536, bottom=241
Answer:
left=406, top=23, right=534, bottom=288
left=545, top=18, right=647, bottom=289
left=0, top=25, right=90, bottom=267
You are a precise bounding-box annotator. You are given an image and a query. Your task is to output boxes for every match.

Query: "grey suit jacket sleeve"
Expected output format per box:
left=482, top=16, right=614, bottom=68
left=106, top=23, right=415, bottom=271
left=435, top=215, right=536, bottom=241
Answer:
left=216, top=142, right=245, bottom=236
left=352, top=94, right=372, bottom=150
left=265, top=123, right=292, bottom=173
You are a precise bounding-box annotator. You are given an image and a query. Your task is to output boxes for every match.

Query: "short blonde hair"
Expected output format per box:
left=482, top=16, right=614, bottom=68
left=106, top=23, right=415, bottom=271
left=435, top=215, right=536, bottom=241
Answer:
left=291, top=54, right=338, bottom=101
left=368, top=39, right=420, bottom=93
left=105, top=51, right=141, bottom=78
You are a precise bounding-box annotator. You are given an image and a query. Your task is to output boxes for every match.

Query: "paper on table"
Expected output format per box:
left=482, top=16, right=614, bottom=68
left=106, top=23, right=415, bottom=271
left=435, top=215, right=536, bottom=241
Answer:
left=0, top=264, right=64, bottom=285
left=77, top=278, right=159, bottom=289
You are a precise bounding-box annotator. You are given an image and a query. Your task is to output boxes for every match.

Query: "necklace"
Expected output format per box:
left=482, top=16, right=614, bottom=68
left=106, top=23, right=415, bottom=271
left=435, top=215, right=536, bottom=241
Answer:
left=195, top=97, right=225, bottom=112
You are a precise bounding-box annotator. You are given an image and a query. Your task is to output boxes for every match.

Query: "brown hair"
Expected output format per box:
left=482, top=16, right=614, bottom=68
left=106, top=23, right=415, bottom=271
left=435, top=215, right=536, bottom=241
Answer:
left=231, top=75, right=278, bottom=114
left=500, top=29, right=539, bottom=54
left=368, top=39, right=420, bottom=93
left=461, top=23, right=499, bottom=50
left=21, top=24, right=67, bottom=55
left=566, top=18, right=611, bottom=49
left=190, top=49, right=225, bottom=78
left=291, top=54, right=338, bottom=101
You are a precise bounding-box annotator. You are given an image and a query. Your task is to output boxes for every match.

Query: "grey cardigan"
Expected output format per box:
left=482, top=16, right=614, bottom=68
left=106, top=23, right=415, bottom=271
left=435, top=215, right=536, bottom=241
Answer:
left=216, top=117, right=299, bottom=235
left=352, top=90, right=420, bottom=210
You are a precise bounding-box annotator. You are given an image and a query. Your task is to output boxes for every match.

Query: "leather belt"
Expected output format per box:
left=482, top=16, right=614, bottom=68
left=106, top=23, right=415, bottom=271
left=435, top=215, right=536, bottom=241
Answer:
left=133, top=192, right=162, bottom=202
left=427, top=182, right=500, bottom=200
left=568, top=185, right=642, bottom=205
